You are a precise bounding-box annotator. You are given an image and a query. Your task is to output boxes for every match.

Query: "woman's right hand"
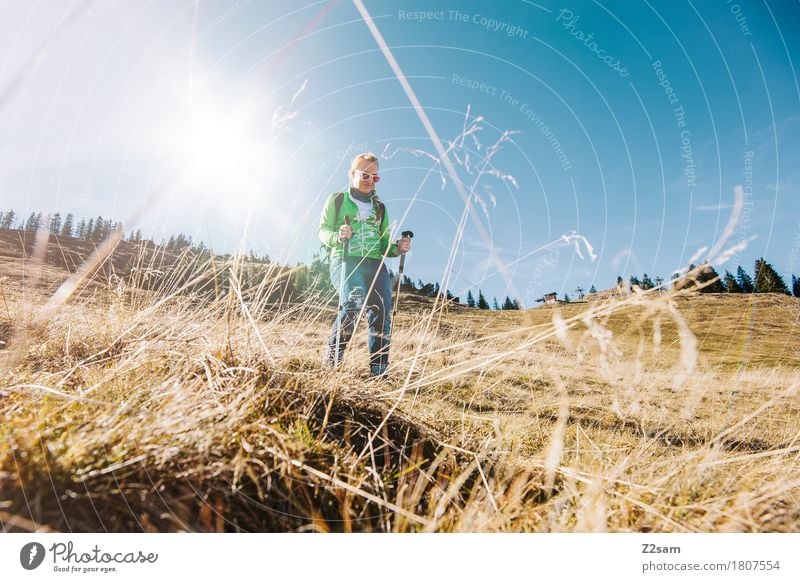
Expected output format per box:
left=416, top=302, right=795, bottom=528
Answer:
left=338, top=224, right=352, bottom=242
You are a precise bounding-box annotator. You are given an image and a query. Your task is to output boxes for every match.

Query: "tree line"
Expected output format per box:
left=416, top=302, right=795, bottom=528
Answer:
left=1, top=209, right=124, bottom=242
left=3, top=208, right=798, bottom=303
left=0, top=208, right=450, bottom=304
left=618, top=259, right=796, bottom=296
left=462, top=289, right=520, bottom=310
left=459, top=257, right=800, bottom=309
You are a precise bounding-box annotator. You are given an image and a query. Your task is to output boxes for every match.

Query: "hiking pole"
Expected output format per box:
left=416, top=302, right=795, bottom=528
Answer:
left=392, top=230, right=414, bottom=319
left=333, top=216, right=351, bottom=367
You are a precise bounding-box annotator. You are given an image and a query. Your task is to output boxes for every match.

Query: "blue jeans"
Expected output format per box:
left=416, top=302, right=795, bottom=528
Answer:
left=325, top=256, right=393, bottom=376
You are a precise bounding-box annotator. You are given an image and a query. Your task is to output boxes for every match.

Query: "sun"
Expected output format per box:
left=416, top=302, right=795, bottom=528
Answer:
left=150, top=77, right=303, bottom=243
left=180, top=96, right=265, bottom=189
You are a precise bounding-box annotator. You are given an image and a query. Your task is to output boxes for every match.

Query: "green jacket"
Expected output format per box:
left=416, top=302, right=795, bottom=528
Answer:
left=318, top=190, right=399, bottom=261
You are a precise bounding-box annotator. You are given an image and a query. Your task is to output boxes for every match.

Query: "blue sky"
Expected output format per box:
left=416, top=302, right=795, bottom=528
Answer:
left=1, top=0, right=798, bottom=306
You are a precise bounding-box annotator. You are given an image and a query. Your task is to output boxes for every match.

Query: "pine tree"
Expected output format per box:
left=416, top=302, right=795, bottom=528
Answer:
left=697, top=264, right=725, bottom=293
left=419, top=282, right=435, bottom=296
left=61, top=213, right=74, bottom=237
left=502, top=296, right=515, bottom=310
left=736, top=266, right=755, bottom=293
left=589, top=284, right=597, bottom=294
left=191, top=239, right=208, bottom=260
left=629, top=275, right=641, bottom=288
left=301, top=253, right=331, bottom=295
left=793, top=275, right=800, bottom=298
left=94, top=217, right=115, bottom=241
left=0, top=210, right=14, bottom=228
left=477, top=290, right=489, bottom=309
left=563, top=292, right=571, bottom=303
left=723, top=269, right=743, bottom=293
left=174, top=233, right=192, bottom=250
left=292, top=265, right=309, bottom=295
left=24, top=212, right=42, bottom=231
left=641, top=273, right=654, bottom=290
left=466, top=290, right=476, bottom=307
left=492, top=297, right=500, bottom=310
left=753, top=258, right=789, bottom=294
left=49, top=213, right=62, bottom=234
left=89, top=216, right=102, bottom=240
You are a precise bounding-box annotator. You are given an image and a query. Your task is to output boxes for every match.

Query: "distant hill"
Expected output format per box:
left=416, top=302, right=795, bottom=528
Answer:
left=0, top=227, right=170, bottom=277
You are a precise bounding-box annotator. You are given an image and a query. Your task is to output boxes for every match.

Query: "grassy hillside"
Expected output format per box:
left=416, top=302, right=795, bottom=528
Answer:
left=1, top=245, right=799, bottom=532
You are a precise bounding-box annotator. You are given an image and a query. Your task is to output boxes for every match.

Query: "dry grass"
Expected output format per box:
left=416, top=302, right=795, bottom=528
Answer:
left=1, top=252, right=799, bottom=532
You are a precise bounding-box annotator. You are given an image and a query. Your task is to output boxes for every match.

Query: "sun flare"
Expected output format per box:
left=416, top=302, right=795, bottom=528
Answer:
left=180, top=98, right=265, bottom=188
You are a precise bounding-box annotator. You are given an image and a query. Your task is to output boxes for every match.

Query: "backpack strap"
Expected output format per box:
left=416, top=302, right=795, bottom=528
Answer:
left=372, top=195, right=385, bottom=227
left=333, top=191, right=346, bottom=226
left=319, top=192, right=346, bottom=262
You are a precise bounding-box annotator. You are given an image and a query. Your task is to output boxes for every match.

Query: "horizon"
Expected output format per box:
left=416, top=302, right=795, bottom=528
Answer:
left=2, top=207, right=794, bottom=306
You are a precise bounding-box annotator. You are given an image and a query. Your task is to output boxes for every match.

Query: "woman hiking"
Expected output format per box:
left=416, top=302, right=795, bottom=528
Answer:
left=318, top=152, right=411, bottom=377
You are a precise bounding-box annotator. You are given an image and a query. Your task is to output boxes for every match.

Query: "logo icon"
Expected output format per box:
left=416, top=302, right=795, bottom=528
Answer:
left=20, top=542, right=46, bottom=570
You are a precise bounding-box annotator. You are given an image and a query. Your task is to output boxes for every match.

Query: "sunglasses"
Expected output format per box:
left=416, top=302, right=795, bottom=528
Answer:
left=354, top=170, right=380, bottom=183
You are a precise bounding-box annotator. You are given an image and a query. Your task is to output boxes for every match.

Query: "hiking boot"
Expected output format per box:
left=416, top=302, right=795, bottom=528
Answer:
left=323, top=349, right=345, bottom=369
left=370, top=363, right=388, bottom=378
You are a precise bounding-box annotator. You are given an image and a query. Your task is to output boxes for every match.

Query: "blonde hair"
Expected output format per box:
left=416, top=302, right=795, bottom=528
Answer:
left=349, top=152, right=379, bottom=178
